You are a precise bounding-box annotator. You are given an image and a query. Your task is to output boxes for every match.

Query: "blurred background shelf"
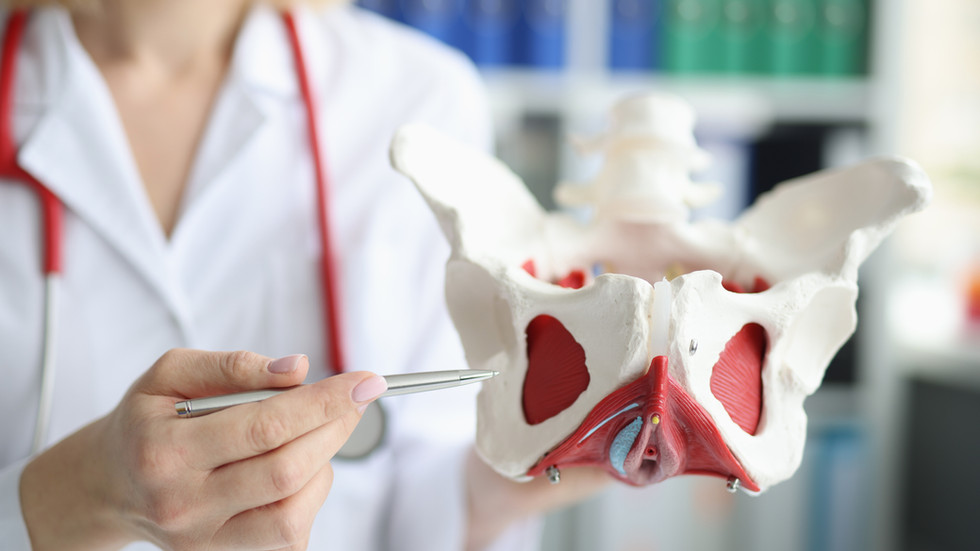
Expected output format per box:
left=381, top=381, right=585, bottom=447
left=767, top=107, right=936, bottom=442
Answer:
left=483, top=70, right=872, bottom=125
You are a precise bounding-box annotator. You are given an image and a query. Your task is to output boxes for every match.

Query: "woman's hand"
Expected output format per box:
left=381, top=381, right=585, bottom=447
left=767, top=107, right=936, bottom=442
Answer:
left=19, top=349, right=387, bottom=551
left=464, top=450, right=611, bottom=551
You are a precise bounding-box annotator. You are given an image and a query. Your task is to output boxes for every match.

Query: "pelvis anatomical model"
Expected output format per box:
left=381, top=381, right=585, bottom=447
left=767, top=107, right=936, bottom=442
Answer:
left=390, top=94, right=931, bottom=493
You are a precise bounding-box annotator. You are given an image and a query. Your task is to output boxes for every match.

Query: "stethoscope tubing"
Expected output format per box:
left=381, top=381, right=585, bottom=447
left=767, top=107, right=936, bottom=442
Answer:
left=33, top=275, right=61, bottom=454
left=2, top=10, right=345, bottom=456
left=282, top=13, right=346, bottom=374
left=0, top=11, right=65, bottom=456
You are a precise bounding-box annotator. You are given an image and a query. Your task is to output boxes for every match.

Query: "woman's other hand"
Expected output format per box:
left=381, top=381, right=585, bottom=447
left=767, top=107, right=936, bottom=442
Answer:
left=19, top=349, right=387, bottom=551
left=464, top=450, right=611, bottom=551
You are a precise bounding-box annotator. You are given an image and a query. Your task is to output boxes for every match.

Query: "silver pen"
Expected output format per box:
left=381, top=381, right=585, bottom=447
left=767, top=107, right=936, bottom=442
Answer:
left=174, top=369, right=498, bottom=418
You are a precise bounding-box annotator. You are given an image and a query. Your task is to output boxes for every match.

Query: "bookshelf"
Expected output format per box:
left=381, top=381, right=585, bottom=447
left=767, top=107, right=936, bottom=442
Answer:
left=483, top=70, right=872, bottom=123
left=357, top=0, right=875, bottom=128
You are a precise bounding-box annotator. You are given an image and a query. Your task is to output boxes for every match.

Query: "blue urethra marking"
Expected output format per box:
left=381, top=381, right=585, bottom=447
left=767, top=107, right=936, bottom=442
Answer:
left=610, top=416, right=645, bottom=476
left=577, top=403, right=639, bottom=444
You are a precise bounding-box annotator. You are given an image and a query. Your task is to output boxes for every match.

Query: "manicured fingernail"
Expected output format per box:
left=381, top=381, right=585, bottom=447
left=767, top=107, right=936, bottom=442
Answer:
left=351, top=375, right=387, bottom=403
left=268, top=355, right=305, bottom=374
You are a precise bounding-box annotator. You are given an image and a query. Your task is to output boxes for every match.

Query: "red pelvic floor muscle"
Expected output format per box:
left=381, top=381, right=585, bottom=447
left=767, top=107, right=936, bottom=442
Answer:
left=526, top=356, right=759, bottom=491
left=710, top=323, right=767, bottom=435
left=521, top=258, right=586, bottom=289
left=522, top=315, right=591, bottom=425
left=556, top=269, right=586, bottom=289
left=722, top=276, right=771, bottom=294
left=522, top=259, right=537, bottom=278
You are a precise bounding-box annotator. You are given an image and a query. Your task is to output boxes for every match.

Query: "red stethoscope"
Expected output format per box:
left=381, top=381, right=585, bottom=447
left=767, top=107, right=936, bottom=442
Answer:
left=1, top=10, right=382, bottom=458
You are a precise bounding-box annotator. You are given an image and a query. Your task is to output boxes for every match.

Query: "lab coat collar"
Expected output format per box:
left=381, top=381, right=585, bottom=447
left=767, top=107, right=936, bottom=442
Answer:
left=176, top=3, right=306, bottom=211
left=15, top=8, right=197, bottom=333
left=173, top=4, right=336, bottom=222
left=233, top=3, right=334, bottom=102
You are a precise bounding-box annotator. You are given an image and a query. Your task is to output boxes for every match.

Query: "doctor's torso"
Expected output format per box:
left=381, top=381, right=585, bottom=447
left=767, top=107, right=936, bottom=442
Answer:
left=0, top=5, right=490, bottom=549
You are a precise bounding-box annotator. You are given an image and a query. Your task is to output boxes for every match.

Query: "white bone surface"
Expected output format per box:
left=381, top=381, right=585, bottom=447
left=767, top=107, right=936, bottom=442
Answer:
left=390, top=108, right=931, bottom=491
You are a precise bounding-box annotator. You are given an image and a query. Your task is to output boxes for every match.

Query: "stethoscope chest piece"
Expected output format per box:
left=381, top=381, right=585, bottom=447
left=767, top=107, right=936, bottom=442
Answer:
left=336, top=400, right=386, bottom=460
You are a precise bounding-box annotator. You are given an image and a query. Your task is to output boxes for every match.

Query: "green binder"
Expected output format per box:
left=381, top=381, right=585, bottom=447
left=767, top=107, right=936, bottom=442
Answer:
left=820, top=0, right=868, bottom=76
left=664, top=0, right=725, bottom=73
left=768, top=0, right=821, bottom=75
left=722, top=0, right=769, bottom=74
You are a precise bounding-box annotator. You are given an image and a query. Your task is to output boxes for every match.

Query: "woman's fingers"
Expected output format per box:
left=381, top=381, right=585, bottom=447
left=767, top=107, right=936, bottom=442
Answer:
left=180, top=372, right=387, bottom=469
left=138, top=349, right=309, bottom=399
left=212, top=464, right=336, bottom=550
left=202, top=408, right=362, bottom=515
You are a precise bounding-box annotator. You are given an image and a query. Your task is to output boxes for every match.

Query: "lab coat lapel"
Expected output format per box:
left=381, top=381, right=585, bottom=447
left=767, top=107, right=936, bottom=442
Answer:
left=16, top=10, right=193, bottom=330
left=172, top=5, right=327, bottom=251
left=175, top=4, right=289, bottom=225
left=225, top=4, right=333, bottom=99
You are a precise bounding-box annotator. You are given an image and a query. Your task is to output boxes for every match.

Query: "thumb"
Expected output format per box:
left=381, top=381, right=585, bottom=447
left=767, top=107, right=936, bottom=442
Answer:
left=138, top=348, right=310, bottom=398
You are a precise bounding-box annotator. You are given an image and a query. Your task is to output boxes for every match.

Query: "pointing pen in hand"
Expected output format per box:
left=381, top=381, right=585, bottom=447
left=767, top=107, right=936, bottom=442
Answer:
left=174, top=369, right=499, bottom=418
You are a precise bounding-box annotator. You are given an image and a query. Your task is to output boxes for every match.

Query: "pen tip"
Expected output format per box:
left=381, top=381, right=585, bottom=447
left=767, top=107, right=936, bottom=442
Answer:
left=491, top=371, right=500, bottom=377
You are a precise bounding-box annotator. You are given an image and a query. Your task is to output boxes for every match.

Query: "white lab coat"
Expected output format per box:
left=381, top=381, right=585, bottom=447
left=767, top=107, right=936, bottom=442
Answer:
left=0, top=5, right=539, bottom=550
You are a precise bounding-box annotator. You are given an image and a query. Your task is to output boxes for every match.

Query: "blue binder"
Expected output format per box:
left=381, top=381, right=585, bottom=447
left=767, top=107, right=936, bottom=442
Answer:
left=399, top=0, right=463, bottom=48
left=463, top=0, right=520, bottom=67
left=357, top=0, right=400, bottom=19
left=518, top=0, right=567, bottom=69
left=609, top=0, right=661, bottom=71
